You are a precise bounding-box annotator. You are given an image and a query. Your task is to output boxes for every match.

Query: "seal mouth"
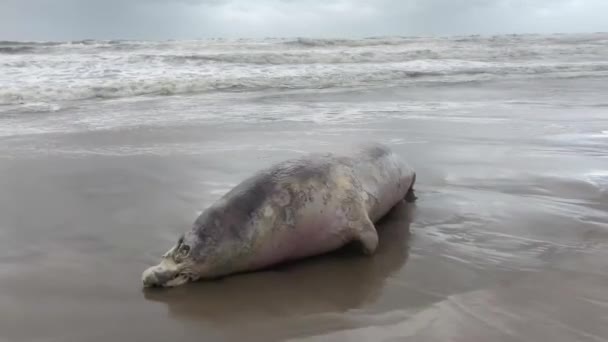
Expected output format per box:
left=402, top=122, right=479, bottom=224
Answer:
left=161, top=273, right=190, bottom=288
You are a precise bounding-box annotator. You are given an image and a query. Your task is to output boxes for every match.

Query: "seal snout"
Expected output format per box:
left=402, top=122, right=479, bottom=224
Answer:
left=141, top=264, right=178, bottom=288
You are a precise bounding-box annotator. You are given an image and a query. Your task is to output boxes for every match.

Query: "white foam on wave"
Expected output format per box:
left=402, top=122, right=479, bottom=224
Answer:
left=545, top=131, right=608, bottom=146
left=0, top=59, right=486, bottom=105
left=0, top=95, right=544, bottom=138
left=3, top=33, right=608, bottom=109
left=585, top=171, right=608, bottom=192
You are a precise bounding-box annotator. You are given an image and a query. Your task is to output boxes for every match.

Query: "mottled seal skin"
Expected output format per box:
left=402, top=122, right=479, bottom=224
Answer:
left=142, top=142, right=417, bottom=288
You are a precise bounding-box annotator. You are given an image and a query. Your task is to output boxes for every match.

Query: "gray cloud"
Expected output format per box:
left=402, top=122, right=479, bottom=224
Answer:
left=1, top=0, right=607, bottom=40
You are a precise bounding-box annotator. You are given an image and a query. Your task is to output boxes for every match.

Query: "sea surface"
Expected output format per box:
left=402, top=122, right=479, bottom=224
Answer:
left=1, top=33, right=608, bottom=341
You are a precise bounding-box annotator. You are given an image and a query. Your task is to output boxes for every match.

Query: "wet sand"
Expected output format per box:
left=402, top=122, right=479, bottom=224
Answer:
left=1, top=77, right=608, bottom=342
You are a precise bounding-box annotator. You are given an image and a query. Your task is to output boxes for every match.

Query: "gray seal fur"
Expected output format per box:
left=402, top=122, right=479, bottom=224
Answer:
left=142, top=142, right=417, bottom=287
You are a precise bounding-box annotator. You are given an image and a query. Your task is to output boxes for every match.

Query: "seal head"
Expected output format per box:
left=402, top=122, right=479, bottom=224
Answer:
left=142, top=200, right=250, bottom=287
left=142, top=233, right=198, bottom=287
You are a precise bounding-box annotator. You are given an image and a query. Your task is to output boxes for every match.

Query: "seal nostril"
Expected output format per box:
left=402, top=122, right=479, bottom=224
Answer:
left=142, top=273, right=158, bottom=287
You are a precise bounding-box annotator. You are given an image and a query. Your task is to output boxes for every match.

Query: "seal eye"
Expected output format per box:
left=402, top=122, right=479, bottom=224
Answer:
left=178, top=244, right=190, bottom=258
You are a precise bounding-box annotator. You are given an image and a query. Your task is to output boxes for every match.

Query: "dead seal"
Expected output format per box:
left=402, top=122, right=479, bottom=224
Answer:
left=142, top=142, right=417, bottom=287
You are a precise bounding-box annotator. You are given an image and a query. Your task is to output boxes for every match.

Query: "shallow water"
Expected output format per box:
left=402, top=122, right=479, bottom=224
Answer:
left=1, top=34, right=608, bottom=341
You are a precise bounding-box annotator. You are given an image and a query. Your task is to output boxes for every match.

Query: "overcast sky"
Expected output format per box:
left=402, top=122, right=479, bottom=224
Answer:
left=2, top=0, right=608, bottom=41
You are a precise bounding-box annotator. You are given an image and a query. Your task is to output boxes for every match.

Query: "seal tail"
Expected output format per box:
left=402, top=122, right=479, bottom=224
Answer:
left=405, top=172, right=417, bottom=203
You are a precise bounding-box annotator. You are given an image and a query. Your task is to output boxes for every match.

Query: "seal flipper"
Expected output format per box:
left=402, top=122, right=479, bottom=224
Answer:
left=405, top=188, right=417, bottom=203
left=353, top=216, right=379, bottom=255
left=405, top=172, right=417, bottom=203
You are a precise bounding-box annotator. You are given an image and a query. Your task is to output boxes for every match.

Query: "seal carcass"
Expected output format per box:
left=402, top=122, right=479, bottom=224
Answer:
left=142, top=142, right=417, bottom=287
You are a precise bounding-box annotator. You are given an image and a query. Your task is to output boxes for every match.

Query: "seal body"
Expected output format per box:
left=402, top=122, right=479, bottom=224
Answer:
left=142, top=142, right=416, bottom=287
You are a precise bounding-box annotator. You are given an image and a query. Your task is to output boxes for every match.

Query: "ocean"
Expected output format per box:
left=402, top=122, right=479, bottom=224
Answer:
left=1, top=33, right=607, bottom=341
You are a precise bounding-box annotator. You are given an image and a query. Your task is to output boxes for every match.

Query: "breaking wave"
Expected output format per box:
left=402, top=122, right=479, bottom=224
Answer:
left=3, top=61, right=608, bottom=105
left=2, top=33, right=608, bottom=108
left=3, top=60, right=608, bottom=106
